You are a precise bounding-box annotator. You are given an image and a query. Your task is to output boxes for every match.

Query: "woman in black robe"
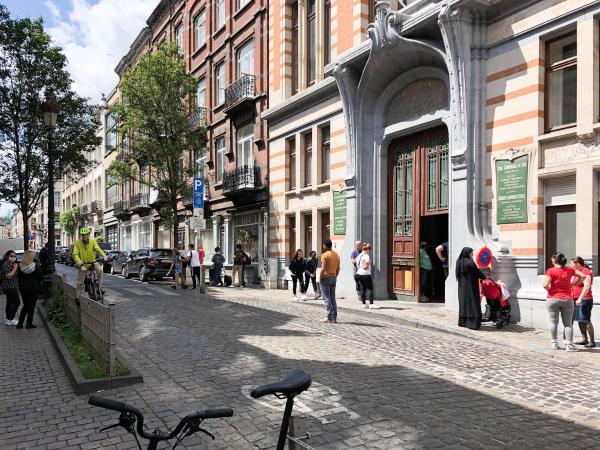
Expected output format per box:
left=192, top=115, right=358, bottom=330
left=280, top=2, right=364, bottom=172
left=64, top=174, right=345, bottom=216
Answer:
left=456, top=247, right=487, bottom=330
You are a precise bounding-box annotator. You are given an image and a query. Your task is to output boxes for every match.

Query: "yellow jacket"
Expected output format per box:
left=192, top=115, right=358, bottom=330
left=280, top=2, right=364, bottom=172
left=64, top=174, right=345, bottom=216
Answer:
left=72, top=238, right=106, bottom=266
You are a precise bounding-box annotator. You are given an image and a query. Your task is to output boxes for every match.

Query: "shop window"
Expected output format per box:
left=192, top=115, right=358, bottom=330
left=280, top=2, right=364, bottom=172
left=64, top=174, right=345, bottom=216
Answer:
left=320, top=210, right=330, bottom=251
left=394, top=148, right=413, bottom=236
left=106, top=225, right=118, bottom=249
left=303, top=132, right=313, bottom=187
left=545, top=32, right=577, bottom=131
left=288, top=138, right=296, bottom=190
left=234, top=212, right=261, bottom=261
left=177, top=228, right=186, bottom=250
left=320, top=126, right=330, bottom=183
left=426, top=136, right=449, bottom=212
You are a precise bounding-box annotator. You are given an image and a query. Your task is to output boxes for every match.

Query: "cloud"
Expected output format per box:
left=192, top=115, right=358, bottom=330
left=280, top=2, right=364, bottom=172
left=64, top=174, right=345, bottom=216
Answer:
left=45, top=0, right=156, bottom=103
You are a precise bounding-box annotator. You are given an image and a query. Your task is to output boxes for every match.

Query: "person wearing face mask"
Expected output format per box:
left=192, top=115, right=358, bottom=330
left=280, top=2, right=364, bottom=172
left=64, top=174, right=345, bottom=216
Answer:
left=1, top=250, right=21, bottom=326
left=16, top=250, right=43, bottom=329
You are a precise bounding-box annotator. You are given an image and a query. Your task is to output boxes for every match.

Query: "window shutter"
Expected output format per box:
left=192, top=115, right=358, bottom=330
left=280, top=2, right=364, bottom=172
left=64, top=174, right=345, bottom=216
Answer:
left=544, top=176, right=576, bottom=206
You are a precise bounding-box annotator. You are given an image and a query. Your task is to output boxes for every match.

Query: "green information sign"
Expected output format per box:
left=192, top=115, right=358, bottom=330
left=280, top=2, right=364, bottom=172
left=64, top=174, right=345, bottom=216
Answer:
left=333, top=191, right=347, bottom=235
left=496, top=155, right=528, bottom=224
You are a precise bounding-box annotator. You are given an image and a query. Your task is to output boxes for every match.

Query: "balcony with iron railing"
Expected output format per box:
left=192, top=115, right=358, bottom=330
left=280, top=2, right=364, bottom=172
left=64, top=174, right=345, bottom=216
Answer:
left=223, top=165, right=260, bottom=197
left=113, top=200, right=131, bottom=218
left=189, top=107, right=207, bottom=130
left=81, top=203, right=89, bottom=215
left=224, top=74, right=256, bottom=113
left=90, top=200, right=102, bottom=213
left=130, top=192, right=150, bottom=213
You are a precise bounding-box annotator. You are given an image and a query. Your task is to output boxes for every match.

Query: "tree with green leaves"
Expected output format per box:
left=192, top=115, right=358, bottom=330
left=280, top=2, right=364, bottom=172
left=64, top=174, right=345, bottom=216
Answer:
left=0, top=5, right=101, bottom=250
left=107, top=41, right=207, bottom=249
left=58, top=206, right=80, bottom=243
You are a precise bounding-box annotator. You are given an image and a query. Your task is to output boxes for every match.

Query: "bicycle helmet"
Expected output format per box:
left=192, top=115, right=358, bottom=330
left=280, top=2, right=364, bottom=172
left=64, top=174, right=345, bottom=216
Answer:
left=80, top=227, right=91, bottom=235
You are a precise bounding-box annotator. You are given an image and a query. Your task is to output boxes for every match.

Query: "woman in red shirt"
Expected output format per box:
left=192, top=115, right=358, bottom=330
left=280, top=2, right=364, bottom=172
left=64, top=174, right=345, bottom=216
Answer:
left=543, top=252, right=590, bottom=351
left=571, top=256, right=595, bottom=348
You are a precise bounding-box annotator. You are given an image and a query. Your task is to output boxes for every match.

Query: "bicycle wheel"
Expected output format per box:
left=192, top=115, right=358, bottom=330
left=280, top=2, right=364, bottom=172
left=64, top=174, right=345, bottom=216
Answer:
left=88, top=277, right=101, bottom=302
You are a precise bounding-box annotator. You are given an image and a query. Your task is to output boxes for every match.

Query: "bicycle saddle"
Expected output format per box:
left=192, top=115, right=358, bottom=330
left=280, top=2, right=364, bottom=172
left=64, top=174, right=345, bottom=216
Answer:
left=251, top=369, right=312, bottom=398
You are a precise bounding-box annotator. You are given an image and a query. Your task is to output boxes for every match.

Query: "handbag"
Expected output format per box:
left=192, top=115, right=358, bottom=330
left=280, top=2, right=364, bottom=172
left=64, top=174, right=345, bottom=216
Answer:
left=242, top=253, right=251, bottom=265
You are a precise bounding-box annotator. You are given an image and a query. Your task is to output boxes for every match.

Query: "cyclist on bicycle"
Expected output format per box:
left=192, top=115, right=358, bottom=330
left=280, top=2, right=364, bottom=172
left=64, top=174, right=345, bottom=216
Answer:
left=73, top=227, right=108, bottom=295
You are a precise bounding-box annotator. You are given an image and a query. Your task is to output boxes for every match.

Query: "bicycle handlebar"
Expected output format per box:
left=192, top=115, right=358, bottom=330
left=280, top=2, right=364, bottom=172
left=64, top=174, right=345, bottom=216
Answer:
left=89, top=395, right=233, bottom=441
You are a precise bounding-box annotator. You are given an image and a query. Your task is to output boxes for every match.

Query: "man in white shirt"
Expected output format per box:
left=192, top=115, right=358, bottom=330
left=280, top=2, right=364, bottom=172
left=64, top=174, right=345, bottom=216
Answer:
left=186, top=243, right=204, bottom=290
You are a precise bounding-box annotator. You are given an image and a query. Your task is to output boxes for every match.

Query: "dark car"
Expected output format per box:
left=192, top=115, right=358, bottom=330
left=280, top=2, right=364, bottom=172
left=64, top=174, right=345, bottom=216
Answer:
left=65, top=245, right=75, bottom=266
left=111, top=251, right=131, bottom=276
left=123, top=248, right=173, bottom=282
left=55, top=246, right=68, bottom=261
left=103, top=250, right=121, bottom=274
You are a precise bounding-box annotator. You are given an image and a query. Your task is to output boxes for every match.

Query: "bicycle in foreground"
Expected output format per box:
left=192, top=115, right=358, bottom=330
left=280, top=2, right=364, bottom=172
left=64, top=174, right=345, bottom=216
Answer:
left=89, top=368, right=313, bottom=450
left=82, top=257, right=104, bottom=302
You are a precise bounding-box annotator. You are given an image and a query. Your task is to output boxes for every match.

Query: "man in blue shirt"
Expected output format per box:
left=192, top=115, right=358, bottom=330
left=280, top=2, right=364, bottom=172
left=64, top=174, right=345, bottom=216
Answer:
left=350, top=240, right=363, bottom=301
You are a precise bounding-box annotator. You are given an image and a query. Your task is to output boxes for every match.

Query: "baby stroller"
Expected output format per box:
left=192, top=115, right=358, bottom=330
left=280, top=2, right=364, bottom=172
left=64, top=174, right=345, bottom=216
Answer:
left=481, top=279, right=511, bottom=329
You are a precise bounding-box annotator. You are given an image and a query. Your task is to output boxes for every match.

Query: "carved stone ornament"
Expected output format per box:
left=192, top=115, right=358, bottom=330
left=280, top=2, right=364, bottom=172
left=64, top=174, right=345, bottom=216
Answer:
left=544, top=139, right=600, bottom=167
left=451, top=154, right=466, bottom=168
left=386, top=78, right=449, bottom=124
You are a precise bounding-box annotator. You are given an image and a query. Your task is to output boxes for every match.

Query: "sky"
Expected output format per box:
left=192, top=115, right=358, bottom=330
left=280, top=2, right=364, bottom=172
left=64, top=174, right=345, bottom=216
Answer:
left=2, top=0, right=157, bottom=103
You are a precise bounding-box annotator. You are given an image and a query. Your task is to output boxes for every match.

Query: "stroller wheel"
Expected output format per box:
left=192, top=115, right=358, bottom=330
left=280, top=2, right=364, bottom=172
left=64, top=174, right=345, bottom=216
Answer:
left=496, top=321, right=504, bottom=329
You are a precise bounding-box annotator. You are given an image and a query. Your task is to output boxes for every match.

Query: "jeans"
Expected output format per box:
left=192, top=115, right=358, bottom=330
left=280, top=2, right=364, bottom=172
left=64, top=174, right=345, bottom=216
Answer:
left=210, top=266, right=223, bottom=286
left=354, top=274, right=361, bottom=300
left=356, top=274, right=374, bottom=304
left=190, top=266, right=201, bottom=289
left=4, top=288, right=20, bottom=321
left=304, top=273, right=317, bottom=294
left=419, top=267, right=431, bottom=297
left=291, top=275, right=305, bottom=295
left=77, top=262, right=103, bottom=294
left=320, top=276, right=337, bottom=321
left=17, top=292, right=38, bottom=326
left=547, top=298, right=574, bottom=343
left=232, top=264, right=246, bottom=286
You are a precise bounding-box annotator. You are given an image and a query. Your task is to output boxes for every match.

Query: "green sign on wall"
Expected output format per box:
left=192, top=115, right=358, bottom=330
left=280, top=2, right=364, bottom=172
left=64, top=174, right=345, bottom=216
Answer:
left=333, top=191, right=347, bottom=235
left=496, top=155, right=528, bottom=224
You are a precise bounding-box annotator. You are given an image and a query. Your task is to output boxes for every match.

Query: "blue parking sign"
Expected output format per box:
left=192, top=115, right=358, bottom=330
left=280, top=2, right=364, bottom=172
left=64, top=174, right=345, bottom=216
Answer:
left=193, top=177, right=204, bottom=209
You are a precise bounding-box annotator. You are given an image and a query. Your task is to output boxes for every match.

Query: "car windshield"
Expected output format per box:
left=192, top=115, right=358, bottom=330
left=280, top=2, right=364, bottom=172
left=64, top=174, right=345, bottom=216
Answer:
left=150, top=249, right=172, bottom=258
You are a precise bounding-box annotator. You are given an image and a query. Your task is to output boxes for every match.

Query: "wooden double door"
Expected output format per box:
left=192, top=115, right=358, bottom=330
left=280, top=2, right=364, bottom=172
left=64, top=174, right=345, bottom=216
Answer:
left=388, top=126, right=449, bottom=299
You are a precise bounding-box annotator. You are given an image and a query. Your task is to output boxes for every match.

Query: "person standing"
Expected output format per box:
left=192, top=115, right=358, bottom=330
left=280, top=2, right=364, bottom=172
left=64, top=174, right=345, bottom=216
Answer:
left=571, top=256, right=595, bottom=348
left=15, top=250, right=43, bottom=329
left=211, top=247, right=225, bottom=286
left=187, top=244, right=202, bottom=290
left=455, top=247, right=486, bottom=330
left=1, top=250, right=20, bottom=326
left=320, top=240, right=340, bottom=323
left=232, top=244, right=249, bottom=287
left=543, top=252, right=589, bottom=351
left=305, top=251, right=319, bottom=298
left=356, top=243, right=378, bottom=309
left=350, top=241, right=363, bottom=301
left=167, top=249, right=187, bottom=289
left=419, top=242, right=432, bottom=302
left=38, top=243, right=49, bottom=273
left=436, top=242, right=449, bottom=278
left=289, top=249, right=307, bottom=300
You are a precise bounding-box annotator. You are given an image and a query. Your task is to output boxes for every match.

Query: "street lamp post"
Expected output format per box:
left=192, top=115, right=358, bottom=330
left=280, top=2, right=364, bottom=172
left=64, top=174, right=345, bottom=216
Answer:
left=41, top=91, right=60, bottom=289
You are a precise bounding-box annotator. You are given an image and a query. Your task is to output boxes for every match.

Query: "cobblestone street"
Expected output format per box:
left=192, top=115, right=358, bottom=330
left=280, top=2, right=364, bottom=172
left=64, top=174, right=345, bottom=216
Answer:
left=2, top=268, right=600, bottom=449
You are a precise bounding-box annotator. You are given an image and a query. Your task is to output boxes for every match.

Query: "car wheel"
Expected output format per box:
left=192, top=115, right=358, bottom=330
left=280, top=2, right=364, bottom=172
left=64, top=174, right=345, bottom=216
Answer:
left=123, top=265, right=131, bottom=279
left=140, top=265, right=148, bottom=282
left=110, top=265, right=115, bottom=276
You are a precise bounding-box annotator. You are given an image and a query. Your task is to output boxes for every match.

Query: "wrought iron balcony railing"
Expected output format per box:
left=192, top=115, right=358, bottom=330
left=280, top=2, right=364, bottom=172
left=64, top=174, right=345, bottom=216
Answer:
left=90, top=200, right=102, bottom=212
left=130, top=193, right=150, bottom=212
left=113, top=200, right=130, bottom=217
left=223, top=165, right=260, bottom=194
left=81, top=203, right=89, bottom=215
left=189, top=108, right=207, bottom=130
left=224, top=74, right=256, bottom=112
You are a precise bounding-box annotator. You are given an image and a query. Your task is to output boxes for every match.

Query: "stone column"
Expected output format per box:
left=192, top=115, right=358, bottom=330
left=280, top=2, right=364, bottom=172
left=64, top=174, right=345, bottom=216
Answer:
left=223, top=215, right=231, bottom=265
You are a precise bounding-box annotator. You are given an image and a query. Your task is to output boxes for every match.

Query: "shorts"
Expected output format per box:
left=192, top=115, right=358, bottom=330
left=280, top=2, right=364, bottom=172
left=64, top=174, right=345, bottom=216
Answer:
left=574, top=298, right=593, bottom=322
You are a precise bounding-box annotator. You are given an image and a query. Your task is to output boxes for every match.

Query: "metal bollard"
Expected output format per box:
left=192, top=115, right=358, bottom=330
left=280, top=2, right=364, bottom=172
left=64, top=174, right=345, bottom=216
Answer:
left=287, top=415, right=315, bottom=450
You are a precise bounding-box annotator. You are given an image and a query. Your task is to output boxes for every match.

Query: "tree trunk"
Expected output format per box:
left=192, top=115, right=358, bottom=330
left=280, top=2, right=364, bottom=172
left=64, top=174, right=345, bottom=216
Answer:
left=22, top=212, right=30, bottom=251
left=172, top=201, right=179, bottom=250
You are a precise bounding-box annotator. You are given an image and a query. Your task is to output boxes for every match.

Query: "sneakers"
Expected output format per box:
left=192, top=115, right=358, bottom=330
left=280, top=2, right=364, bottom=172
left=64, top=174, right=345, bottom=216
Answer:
left=369, top=304, right=380, bottom=309
left=551, top=342, right=559, bottom=350
left=11, top=319, right=18, bottom=325
left=362, top=304, right=369, bottom=309
left=4, top=319, right=13, bottom=326
left=585, top=342, right=597, bottom=348
left=171, top=285, right=177, bottom=289
left=300, top=294, right=307, bottom=301
left=292, top=295, right=298, bottom=301
left=566, top=344, right=580, bottom=352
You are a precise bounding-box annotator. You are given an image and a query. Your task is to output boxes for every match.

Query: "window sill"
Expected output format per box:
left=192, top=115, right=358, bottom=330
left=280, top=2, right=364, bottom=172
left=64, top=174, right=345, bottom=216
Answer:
left=316, top=182, right=330, bottom=191
left=191, top=42, right=207, bottom=58
left=233, top=0, right=253, bottom=20
left=537, top=126, right=577, bottom=143
left=212, top=103, right=225, bottom=113
left=212, top=26, right=226, bottom=39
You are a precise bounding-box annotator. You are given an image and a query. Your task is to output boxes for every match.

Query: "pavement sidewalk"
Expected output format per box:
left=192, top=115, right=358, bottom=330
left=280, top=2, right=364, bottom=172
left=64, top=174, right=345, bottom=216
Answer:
left=293, top=293, right=600, bottom=368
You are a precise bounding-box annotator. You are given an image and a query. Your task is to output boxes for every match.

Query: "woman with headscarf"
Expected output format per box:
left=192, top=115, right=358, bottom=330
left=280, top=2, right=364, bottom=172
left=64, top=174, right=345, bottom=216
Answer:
left=456, top=247, right=487, bottom=330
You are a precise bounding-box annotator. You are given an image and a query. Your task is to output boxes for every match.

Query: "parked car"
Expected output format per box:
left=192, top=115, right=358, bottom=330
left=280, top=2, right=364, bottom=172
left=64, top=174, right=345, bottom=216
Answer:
left=64, top=245, right=75, bottom=266
left=123, top=248, right=173, bottom=281
left=55, top=246, right=68, bottom=261
left=57, top=246, right=69, bottom=264
left=111, top=251, right=131, bottom=276
left=103, top=250, right=121, bottom=274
